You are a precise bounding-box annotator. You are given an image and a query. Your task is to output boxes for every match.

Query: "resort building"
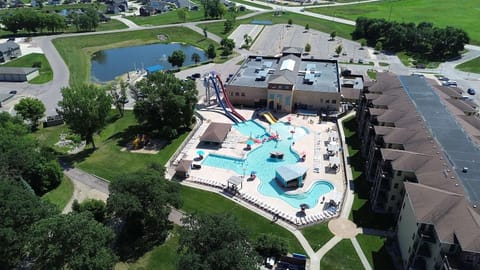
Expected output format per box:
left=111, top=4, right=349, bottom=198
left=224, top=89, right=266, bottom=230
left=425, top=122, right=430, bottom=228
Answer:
left=356, top=73, right=480, bottom=270
left=225, top=47, right=341, bottom=113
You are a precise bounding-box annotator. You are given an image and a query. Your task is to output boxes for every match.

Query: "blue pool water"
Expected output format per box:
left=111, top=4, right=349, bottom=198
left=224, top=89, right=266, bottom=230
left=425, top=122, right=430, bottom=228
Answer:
left=202, top=120, right=333, bottom=208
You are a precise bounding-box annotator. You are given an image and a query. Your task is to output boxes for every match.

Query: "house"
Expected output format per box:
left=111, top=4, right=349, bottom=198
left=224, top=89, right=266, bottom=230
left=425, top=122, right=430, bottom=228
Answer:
left=105, top=0, right=127, bottom=13
left=356, top=72, right=480, bottom=270
left=9, top=0, right=24, bottom=7
left=0, top=0, right=7, bottom=8
left=0, top=67, right=39, bottom=82
left=0, top=41, right=21, bottom=62
left=139, top=5, right=157, bottom=16
left=47, top=0, right=61, bottom=5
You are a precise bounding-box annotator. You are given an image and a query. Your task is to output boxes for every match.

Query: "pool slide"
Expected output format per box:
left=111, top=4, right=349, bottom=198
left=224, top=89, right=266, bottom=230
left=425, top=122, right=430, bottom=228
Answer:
left=262, top=112, right=277, bottom=124
left=209, top=75, right=239, bottom=123
left=215, top=74, right=247, bottom=122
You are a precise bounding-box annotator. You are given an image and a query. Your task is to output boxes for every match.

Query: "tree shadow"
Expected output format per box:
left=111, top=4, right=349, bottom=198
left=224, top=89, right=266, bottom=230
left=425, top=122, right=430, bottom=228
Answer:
left=59, top=148, right=96, bottom=168
left=372, top=242, right=396, bottom=270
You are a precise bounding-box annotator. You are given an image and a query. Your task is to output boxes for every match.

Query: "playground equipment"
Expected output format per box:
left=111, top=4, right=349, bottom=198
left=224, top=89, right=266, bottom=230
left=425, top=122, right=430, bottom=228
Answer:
left=262, top=112, right=278, bottom=124
left=132, top=134, right=148, bottom=149
left=209, top=73, right=246, bottom=123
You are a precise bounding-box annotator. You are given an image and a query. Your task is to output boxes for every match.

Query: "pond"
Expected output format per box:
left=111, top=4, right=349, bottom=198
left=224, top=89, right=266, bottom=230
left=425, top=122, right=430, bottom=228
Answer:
left=90, top=43, right=208, bottom=83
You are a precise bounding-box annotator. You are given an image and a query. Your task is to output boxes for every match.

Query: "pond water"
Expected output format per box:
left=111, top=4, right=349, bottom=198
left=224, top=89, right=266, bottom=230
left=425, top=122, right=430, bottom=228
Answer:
left=90, top=43, right=207, bottom=83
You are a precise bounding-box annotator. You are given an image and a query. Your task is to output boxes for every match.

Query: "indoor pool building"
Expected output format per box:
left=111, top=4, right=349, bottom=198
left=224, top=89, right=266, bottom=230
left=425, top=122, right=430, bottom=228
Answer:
left=225, top=47, right=341, bottom=113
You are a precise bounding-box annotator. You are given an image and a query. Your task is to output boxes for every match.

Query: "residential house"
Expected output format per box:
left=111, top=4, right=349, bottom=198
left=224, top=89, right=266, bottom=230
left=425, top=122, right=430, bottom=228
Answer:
left=105, top=0, right=127, bottom=13
left=0, top=41, right=21, bottom=62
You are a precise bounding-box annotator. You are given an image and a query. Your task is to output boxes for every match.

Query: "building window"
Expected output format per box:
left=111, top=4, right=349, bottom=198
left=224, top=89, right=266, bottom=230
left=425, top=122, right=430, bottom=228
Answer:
left=412, top=233, right=415, bottom=240
left=408, top=247, right=411, bottom=254
left=241, top=92, right=245, bottom=96
left=320, top=99, right=324, bottom=103
left=231, top=92, right=234, bottom=96
left=397, top=171, right=402, bottom=176
left=332, top=100, right=336, bottom=104
left=326, top=100, right=330, bottom=103
left=403, top=201, right=405, bottom=209
left=391, top=195, right=396, bottom=201
left=394, top=183, right=399, bottom=189
left=235, top=92, right=239, bottom=96
left=399, top=215, right=402, bottom=222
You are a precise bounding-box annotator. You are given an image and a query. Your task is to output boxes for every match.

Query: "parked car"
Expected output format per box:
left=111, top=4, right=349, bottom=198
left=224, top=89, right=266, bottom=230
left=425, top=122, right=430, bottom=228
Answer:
left=192, top=73, right=201, bottom=79
left=467, top=88, right=476, bottom=95
left=437, top=76, right=449, bottom=81
left=9, top=90, right=17, bottom=95
left=442, top=80, right=457, bottom=87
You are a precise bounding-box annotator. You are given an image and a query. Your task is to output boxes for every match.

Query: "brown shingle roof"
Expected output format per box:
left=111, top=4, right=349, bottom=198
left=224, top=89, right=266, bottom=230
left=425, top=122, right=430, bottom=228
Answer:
left=176, top=160, right=192, bottom=173
left=434, top=85, right=463, bottom=98
left=200, top=123, right=232, bottom=143
left=405, top=182, right=480, bottom=252
left=340, top=87, right=361, bottom=100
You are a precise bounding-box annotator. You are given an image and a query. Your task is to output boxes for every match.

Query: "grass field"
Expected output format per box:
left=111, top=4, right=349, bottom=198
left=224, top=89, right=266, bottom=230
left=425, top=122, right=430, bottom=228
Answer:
left=457, top=56, right=480, bottom=73
left=198, top=11, right=354, bottom=39
left=41, top=176, right=74, bottom=211
left=320, top=239, right=362, bottom=270
left=230, top=0, right=273, bottom=10
left=1, top=53, right=52, bottom=84
left=53, top=27, right=218, bottom=85
left=115, top=226, right=180, bottom=270
left=301, top=223, right=334, bottom=252
left=341, top=116, right=395, bottom=230
left=180, top=185, right=306, bottom=254
left=356, top=234, right=395, bottom=269
left=307, top=0, right=480, bottom=45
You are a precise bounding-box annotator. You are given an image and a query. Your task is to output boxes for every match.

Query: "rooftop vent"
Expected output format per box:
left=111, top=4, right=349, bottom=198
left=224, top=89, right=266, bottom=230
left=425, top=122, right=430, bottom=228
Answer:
left=462, top=167, right=468, bottom=173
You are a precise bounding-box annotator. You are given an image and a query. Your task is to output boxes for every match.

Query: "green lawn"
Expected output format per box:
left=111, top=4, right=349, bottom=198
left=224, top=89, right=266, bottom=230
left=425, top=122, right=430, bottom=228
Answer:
left=320, top=239, right=362, bottom=270
left=53, top=27, right=219, bottom=85
left=198, top=11, right=354, bottom=39
left=356, top=234, right=395, bottom=270
left=231, top=0, right=273, bottom=10
left=65, top=111, right=189, bottom=180
left=1, top=53, right=52, bottom=84
left=457, top=56, right=480, bottom=73
left=115, top=226, right=180, bottom=270
left=180, top=185, right=306, bottom=254
left=341, top=116, right=395, bottom=230
left=41, top=176, right=74, bottom=211
left=96, top=20, right=129, bottom=32
left=301, top=223, right=334, bottom=252
left=307, top=0, right=480, bottom=45
left=367, top=69, right=376, bottom=80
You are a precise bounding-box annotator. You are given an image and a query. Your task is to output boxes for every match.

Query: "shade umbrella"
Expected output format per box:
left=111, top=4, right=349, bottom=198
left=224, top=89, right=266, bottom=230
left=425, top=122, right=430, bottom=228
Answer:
left=250, top=170, right=257, bottom=175
left=197, top=150, right=205, bottom=156
left=300, top=203, right=310, bottom=211
left=246, top=140, right=254, bottom=146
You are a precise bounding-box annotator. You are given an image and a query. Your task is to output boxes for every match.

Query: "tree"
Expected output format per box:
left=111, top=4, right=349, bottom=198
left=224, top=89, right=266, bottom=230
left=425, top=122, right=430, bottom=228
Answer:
left=223, top=18, right=234, bottom=33
left=201, top=0, right=226, bottom=18
left=206, top=44, right=216, bottom=59
left=178, top=213, right=260, bottom=270
left=14, top=97, right=45, bottom=129
left=72, top=199, right=106, bottom=223
left=254, top=234, right=288, bottom=263
left=0, top=113, right=62, bottom=194
left=330, top=31, right=336, bottom=40
left=133, top=72, right=197, bottom=137
left=203, top=27, right=208, bottom=38
left=168, top=50, right=186, bottom=68
left=26, top=212, right=117, bottom=270
left=0, top=180, right=56, bottom=269
left=375, top=41, right=383, bottom=53
left=191, top=52, right=201, bottom=64
left=243, top=34, right=253, bottom=47
left=288, top=18, right=293, bottom=25
left=57, top=84, right=112, bottom=149
left=107, top=166, right=181, bottom=259
left=110, top=79, right=129, bottom=117
left=360, top=40, right=366, bottom=49
left=335, top=44, right=343, bottom=56
left=220, top=38, right=235, bottom=56
left=305, top=23, right=309, bottom=30
left=305, top=43, right=311, bottom=52
left=177, top=7, right=188, bottom=22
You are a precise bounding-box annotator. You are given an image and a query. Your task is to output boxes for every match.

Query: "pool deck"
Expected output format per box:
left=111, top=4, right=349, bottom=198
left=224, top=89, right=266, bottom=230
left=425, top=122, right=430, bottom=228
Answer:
left=174, top=106, right=346, bottom=226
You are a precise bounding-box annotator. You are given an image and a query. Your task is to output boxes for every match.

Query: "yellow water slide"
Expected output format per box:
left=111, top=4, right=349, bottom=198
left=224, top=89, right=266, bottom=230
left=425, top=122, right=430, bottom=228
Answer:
left=263, top=112, right=278, bottom=124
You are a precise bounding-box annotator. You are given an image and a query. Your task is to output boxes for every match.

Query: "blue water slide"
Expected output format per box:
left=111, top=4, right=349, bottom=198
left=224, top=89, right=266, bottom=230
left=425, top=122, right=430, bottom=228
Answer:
left=209, top=76, right=239, bottom=123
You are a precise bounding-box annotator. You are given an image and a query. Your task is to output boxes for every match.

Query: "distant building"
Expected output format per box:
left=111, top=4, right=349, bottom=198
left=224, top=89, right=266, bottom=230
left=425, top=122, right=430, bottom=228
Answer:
left=0, top=67, right=39, bottom=82
left=105, top=0, right=127, bottom=13
left=0, top=41, right=21, bottom=62
left=225, top=47, right=341, bottom=113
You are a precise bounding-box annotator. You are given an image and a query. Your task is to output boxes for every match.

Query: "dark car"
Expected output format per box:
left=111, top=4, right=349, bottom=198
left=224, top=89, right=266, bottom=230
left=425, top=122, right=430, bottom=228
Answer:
left=9, top=90, right=17, bottom=95
left=467, top=88, right=476, bottom=95
left=192, top=73, right=201, bottom=79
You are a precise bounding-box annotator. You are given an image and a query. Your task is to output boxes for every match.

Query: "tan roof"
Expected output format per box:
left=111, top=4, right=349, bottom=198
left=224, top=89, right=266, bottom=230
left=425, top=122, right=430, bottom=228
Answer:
left=340, top=87, right=361, bottom=100
left=200, top=122, right=232, bottom=143
left=176, top=160, right=192, bottom=173
left=405, top=182, right=480, bottom=252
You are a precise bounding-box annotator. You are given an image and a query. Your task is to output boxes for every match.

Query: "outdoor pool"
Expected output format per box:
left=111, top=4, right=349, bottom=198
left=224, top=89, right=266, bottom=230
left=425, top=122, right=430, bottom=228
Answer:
left=202, top=120, right=333, bottom=208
